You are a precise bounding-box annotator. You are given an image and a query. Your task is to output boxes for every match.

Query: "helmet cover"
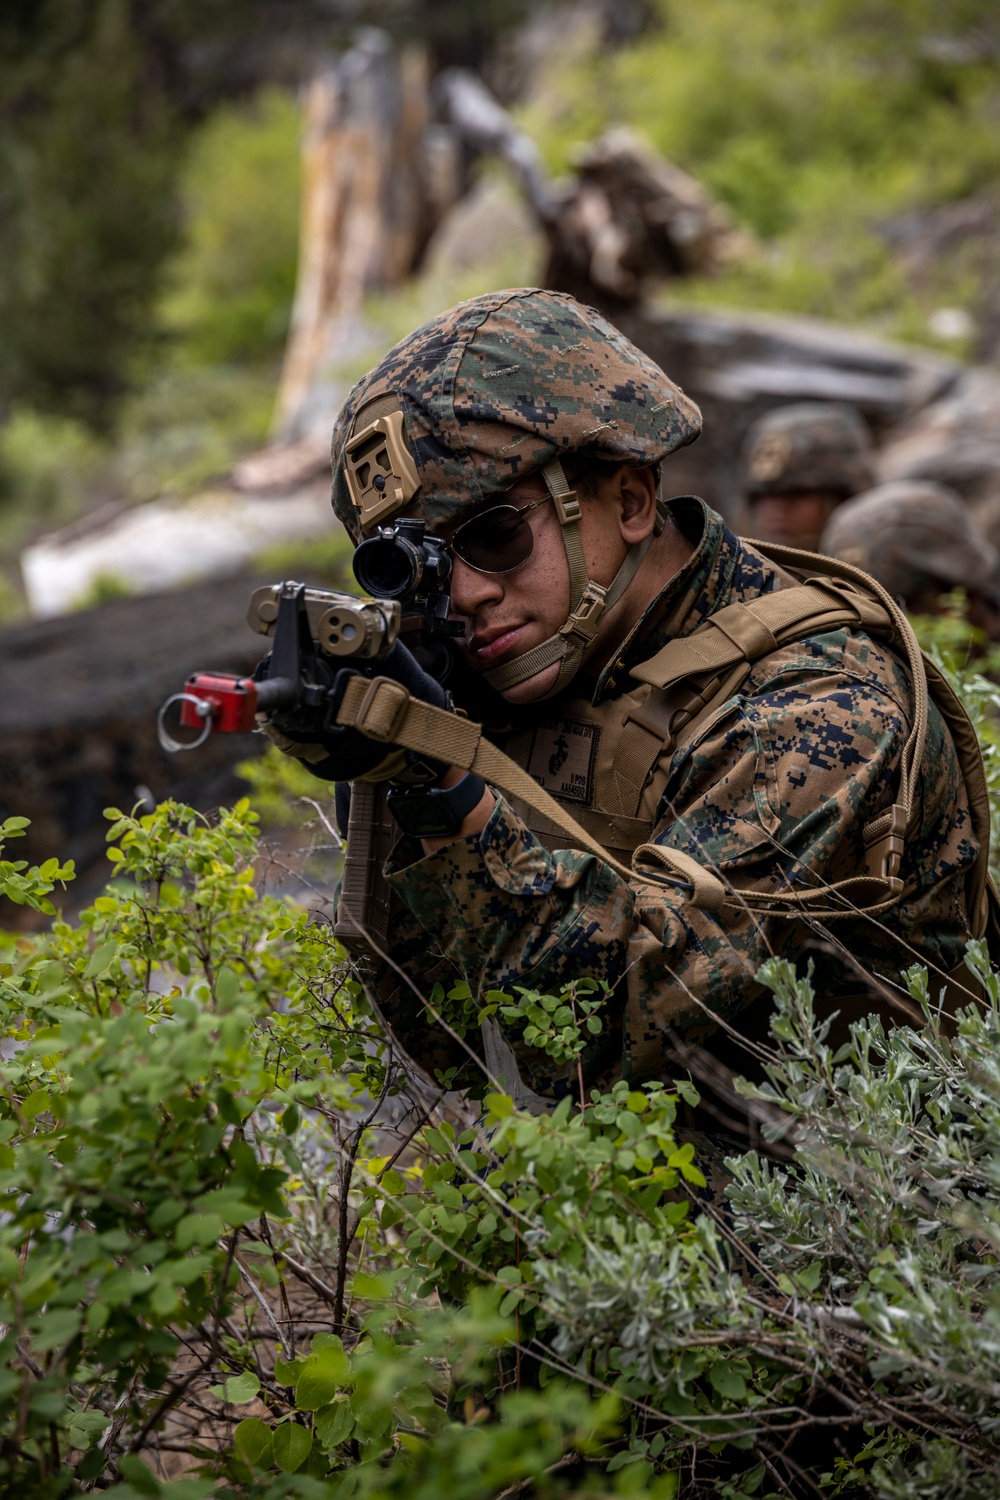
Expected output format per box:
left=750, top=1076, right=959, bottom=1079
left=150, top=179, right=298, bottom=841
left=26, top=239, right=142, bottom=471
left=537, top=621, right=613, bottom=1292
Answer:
left=742, top=401, right=876, bottom=500
left=821, top=480, right=1000, bottom=600
left=331, top=287, right=702, bottom=543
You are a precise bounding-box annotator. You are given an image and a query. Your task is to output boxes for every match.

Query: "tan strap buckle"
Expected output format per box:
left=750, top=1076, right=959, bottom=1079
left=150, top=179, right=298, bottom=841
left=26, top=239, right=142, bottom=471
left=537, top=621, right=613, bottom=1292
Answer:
left=354, top=677, right=411, bottom=742
left=863, top=803, right=907, bottom=884
left=553, top=490, right=582, bottom=526
left=560, top=581, right=608, bottom=644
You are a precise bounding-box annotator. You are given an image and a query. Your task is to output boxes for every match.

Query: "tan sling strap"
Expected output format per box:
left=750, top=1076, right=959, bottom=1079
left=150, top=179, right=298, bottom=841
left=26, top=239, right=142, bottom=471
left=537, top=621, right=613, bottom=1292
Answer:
left=333, top=672, right=728, bottom=913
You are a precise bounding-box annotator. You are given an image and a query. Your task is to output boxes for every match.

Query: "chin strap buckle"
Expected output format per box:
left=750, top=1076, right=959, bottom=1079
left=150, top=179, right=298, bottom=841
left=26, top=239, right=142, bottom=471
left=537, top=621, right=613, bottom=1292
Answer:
left=560, top=581, right=608, bottom=646
left=553, top=489, right=582, bottom=526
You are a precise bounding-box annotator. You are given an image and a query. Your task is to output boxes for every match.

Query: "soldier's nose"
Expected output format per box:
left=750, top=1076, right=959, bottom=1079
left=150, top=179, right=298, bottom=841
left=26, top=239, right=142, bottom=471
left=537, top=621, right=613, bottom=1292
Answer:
left=449, top=554, right=506, bottom=616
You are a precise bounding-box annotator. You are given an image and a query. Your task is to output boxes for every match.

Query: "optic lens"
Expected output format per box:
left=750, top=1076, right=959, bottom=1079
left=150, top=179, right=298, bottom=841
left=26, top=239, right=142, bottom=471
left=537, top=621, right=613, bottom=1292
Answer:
left=353, top=536, right=420, bottom=597
left=452, top=506, right=534, bottom=573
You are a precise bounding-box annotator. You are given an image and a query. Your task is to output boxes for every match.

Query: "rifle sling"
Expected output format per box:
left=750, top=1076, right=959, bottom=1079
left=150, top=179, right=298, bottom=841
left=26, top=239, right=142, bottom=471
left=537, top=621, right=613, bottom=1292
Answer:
left=334, top=672, right=728, bottom=913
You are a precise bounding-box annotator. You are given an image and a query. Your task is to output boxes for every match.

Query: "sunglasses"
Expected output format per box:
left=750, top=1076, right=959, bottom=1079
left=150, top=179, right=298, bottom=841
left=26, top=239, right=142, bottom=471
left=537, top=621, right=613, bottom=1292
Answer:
left=449, top=494, right=551, bottom=574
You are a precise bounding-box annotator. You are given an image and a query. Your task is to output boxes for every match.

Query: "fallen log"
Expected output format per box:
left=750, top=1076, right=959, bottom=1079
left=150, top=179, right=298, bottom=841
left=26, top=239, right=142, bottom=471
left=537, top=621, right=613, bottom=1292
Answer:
left=0, top=572, right=275, bottom=919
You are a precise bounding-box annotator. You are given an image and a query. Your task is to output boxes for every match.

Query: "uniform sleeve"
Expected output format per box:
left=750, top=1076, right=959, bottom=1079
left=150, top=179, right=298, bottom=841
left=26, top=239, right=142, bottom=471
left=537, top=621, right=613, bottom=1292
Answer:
left=384, top=660, right=915, bottom=1094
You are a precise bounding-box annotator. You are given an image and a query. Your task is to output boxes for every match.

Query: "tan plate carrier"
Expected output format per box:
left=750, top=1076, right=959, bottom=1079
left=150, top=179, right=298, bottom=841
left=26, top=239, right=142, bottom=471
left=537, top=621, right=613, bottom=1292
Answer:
left=332, top=542, right=997, bottom=971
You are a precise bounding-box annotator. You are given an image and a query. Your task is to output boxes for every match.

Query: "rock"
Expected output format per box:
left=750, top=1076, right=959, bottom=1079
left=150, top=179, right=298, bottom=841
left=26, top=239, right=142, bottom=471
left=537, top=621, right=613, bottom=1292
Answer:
left=615, top=304, right=958, bottom=520
left=21, top=479, right=333, bottom=618
left=877, top=366, right=1000, bottom=542
left=420, top=174, right=543, bottom=279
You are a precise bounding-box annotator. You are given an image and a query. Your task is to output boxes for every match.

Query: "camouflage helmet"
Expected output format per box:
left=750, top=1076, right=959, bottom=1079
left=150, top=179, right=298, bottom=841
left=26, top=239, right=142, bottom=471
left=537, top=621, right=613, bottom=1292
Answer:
left=820, top=480, right=1000, bottom=602
left=741, top=402, right=876, bottom=501
left=330, top=287, right=701, bottom=543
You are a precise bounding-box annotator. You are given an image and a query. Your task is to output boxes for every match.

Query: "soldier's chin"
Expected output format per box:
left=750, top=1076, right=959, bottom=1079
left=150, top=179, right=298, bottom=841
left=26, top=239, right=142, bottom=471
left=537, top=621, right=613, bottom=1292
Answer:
left=498, top=660, right=562, bottom=704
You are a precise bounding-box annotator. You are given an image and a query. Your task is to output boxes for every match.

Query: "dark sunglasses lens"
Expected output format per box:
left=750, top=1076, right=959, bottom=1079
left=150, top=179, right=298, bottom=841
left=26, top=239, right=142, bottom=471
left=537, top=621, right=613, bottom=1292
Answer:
left=453, top=506, right=534, bottom=573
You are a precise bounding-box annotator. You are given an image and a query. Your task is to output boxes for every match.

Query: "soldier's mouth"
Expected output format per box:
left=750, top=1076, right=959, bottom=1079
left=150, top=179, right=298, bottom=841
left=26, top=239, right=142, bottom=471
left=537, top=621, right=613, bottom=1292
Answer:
left=469, top=623, right=530, bottom=665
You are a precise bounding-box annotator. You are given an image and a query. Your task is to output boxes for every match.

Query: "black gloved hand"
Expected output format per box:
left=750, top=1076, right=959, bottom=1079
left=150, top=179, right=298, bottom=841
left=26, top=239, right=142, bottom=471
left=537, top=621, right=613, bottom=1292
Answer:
left=260, top=639, right=451, bottom=784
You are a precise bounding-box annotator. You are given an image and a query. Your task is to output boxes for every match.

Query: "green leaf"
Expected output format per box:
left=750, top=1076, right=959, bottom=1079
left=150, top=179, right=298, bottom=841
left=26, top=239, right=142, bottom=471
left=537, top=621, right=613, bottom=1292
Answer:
left=315, top=1399, right=354, bottom=1452
left=117, top=1455, right=161, bottom=1495
left=84, top=940, right=118, bottom=978
left=21, top=1087, right=50, bottom=1120
left=281, top=1103, right=300, bottom=1135
left=33, top=1307, right=82, bottom=1350
left=709, top=1361, right=748, bottom=1401
left=274, top=1355, right=304, bottom=1385
left=795, top=1259, right=823, bottom=1294
left=175, top=1212, right=225, bottom=1250
left=216, top=966, right=240, bottom=1008
left=352, top=1271, right=393, bottom=1300
left=234, top=1416, right=274, bottom=1470
left=67, top=1409, right=111, bottom=1448
left=295, top=1343, right=349, bottom=1411
left=210, top=1371, right=260, bottom=1404
left=272, top=1422, right=312, bottom=1473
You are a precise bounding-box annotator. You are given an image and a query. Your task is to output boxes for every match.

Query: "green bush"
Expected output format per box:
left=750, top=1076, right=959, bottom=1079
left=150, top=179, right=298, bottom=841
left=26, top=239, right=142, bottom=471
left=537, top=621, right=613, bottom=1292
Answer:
left=1, top=780, right=1000, bottom=1496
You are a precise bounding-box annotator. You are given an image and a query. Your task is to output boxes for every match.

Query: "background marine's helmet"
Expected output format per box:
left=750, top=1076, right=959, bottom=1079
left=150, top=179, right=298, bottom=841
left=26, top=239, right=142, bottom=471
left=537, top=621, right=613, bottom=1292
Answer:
left=821, top=480, right=1000, bottom=602
left=741, top=401, right=876, bottom=501
left=330, top=286, right=702, bottom=544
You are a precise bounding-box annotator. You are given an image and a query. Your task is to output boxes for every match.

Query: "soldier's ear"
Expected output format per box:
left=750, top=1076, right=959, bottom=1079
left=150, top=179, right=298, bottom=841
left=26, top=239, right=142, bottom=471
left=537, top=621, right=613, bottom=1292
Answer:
left=617, top=465, right=658, bottom=543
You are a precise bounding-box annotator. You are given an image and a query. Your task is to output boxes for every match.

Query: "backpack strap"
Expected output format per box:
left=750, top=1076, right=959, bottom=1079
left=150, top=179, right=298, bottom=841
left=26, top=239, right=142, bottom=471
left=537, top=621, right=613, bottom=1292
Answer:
left=620, top=558, right=929, bottom=912
left=920, top=652, right=993, bottom=942
left=612, top=578, right=889, bottom=831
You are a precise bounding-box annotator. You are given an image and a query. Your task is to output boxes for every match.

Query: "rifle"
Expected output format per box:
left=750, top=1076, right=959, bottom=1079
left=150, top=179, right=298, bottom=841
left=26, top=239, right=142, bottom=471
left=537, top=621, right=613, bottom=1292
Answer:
left=156, top=518, right=463, bottom=950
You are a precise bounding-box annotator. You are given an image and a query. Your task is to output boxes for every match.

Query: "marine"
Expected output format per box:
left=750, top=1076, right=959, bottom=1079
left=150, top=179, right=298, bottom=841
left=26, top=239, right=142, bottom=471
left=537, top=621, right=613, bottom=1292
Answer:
left=821, top=479, right=1000, bottom=643
left=740, top=401, right=876, bottom=553
left=264, top=287, right=991, bottom=1118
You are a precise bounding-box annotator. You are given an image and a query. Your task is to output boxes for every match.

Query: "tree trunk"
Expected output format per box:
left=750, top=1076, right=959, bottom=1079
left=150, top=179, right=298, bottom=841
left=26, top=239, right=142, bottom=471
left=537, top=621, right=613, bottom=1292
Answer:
left=274, top=32, right=454, bottom=442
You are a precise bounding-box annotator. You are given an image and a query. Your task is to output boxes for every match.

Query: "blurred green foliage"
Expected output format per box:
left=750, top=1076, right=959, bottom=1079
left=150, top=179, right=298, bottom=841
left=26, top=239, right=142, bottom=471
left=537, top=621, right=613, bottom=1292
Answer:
left=253, top=527, right=354, bottom=587
left=113, top=365, right=277, bottom=505
left=237, top=744, right=339, bottom=831
left=522, top=0, right=1000, bottom=344
left=0, top=0, right=536, bottom=437
left=0, top=0, right=183, bottom=431
left=161, top=89, right=301, bottom=367
left=0, top=84, right=300, bottom=591
left=0, top=410, right=104, bottom=538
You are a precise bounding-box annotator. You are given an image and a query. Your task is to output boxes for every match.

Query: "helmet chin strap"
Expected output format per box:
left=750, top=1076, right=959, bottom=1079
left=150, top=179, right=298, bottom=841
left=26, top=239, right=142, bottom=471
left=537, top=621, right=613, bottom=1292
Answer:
left=484, top=459, right=662, bottom=700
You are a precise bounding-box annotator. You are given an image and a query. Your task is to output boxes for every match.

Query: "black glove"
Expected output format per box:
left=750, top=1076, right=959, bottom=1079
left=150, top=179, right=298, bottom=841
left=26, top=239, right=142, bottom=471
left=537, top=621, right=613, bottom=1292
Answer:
left=260, top=639, right=451, bottom=784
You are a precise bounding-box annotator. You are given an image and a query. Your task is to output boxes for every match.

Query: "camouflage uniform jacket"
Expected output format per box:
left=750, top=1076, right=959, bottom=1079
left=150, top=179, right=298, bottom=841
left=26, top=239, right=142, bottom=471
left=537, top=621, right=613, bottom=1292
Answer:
left=368, top=497, right=978, bottom=1099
